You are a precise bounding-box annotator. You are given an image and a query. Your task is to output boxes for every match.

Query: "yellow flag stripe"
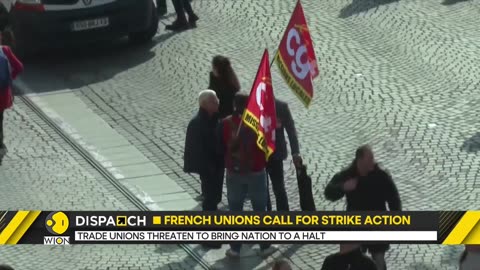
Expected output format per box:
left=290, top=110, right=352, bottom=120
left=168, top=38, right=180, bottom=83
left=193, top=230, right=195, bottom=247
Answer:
left=6, top=211, right=41, bottom=245
left=0, top=211, right=29, bottom=244
left=242, top=110, right=274, bottom=159
left=275, top=53, right=312, bottom=107
left=443, top=211, right=480, bottom=245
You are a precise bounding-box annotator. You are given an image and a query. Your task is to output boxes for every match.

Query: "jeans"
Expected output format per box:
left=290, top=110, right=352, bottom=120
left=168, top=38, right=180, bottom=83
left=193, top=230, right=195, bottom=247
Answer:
left=226, top=170, right=271, bottom=252
left=200, top=168, right=224, bottom=211
left=172, top=0, right=194, bottom=21
left=266, top=158, right=289, bottom=211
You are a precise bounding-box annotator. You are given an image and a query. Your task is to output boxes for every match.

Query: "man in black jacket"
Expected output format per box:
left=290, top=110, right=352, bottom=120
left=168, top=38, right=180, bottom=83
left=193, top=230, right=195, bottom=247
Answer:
left=184, top=90, right=224, bottom=214
left=266, top=99, right=301, bottom=211
left=156, top=0, right=167, bottom=16
left=324, top=145, right=401, bottom=270
left=321, top=244, right=378, bottom=270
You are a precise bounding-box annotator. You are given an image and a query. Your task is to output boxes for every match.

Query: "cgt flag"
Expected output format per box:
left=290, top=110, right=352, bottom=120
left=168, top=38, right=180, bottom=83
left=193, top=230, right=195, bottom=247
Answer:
left=275, top=0, right=318, bottom=107
left=241, top=49, right=277, bottom=160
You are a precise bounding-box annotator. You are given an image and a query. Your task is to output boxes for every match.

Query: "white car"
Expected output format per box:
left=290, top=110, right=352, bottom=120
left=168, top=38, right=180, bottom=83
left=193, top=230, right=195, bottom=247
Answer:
left=0, top=0, right=159, bottom=56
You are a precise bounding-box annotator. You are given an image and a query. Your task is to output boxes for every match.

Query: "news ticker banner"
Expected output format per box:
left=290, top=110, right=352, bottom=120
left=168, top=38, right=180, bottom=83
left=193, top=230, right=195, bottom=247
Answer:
left=0, top=211, right=479, bottom=245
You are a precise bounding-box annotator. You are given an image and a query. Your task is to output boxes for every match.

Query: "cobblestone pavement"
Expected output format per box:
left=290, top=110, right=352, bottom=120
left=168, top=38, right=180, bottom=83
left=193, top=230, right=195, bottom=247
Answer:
left=0, top=101, right=205, bottom=269
left=15, top=0, right=480, bottom=269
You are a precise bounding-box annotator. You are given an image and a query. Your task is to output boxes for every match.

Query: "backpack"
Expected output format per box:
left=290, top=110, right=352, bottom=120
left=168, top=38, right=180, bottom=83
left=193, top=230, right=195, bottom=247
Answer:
left=0, top=48, right=11, bottom=91
left=226, top=116, right=255, bottom=174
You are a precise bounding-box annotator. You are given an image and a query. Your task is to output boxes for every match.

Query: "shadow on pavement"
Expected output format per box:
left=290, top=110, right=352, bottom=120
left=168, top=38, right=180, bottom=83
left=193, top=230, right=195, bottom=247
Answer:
left=461, top=133, right=480, bottom=153
left=153, top=243, right=274, bottom=270
left=153, top=244, right=206, bottom=270
left=339, top=0, right=399, bottom=18
left=279, top=244, right=303, bottom=262
left=16, top=31, right=178, bottom=94
left=407, top=263, right=437, bottom=270
left=442, top=0, right=470, bottom=5
left=207, top=244, right=279, bottom=270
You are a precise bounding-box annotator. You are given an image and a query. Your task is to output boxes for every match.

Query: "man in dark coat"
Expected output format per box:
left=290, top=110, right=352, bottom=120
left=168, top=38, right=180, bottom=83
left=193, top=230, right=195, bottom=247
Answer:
left=266, top=99, right=301, bottom=211
left=184, top=89, right=224, bottom=214
left=324, top=145, right=401, bottom=270
left=321, top=244, right=378, bottom=270
left=156, top=0, right=167, bottom=15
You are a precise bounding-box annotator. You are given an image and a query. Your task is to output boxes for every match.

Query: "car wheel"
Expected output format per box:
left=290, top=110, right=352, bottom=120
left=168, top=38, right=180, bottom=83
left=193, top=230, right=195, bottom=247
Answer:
left=129, top=5, right=159, bottom=44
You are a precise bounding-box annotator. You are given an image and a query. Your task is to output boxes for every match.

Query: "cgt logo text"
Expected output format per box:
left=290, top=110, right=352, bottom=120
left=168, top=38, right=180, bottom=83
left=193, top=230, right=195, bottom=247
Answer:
left=44, top=211, right=70, bottom=245
left=76, top=215, right=146, bottom=227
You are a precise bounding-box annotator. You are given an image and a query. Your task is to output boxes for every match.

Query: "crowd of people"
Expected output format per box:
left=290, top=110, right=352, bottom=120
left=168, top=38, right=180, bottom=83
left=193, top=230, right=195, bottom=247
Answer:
left=182, top=55, right=480, bottom=270
left=184, top=55, right=302, bottom=257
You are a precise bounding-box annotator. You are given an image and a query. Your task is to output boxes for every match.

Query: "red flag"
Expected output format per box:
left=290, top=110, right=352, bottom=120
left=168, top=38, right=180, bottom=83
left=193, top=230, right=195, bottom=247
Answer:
left=275, top=0, right=318, bottom=107
left=242, top=49, right=277, bottom=160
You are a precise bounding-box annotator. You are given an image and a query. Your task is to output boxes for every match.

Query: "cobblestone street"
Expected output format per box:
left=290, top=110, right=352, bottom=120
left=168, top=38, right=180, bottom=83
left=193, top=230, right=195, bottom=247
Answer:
left=1, top=0, right=480, bottom=269
left=0, top=99, right=204, bottom=269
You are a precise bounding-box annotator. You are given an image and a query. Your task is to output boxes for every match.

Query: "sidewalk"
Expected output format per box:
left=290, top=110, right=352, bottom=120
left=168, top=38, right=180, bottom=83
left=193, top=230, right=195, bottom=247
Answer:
left=0, top=98, right=207, bottom=270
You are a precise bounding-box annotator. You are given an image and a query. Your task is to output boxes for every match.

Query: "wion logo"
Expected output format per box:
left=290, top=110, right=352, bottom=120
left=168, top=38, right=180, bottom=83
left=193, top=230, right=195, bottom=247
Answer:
left=44, top=212, right=70, bottom=245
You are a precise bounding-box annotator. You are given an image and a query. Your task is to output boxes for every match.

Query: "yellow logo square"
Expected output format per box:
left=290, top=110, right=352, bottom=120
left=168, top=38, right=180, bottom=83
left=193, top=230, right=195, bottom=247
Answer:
left=116, top=216, right=127, bottom=226
left=153, top=216, right=161, bottom=225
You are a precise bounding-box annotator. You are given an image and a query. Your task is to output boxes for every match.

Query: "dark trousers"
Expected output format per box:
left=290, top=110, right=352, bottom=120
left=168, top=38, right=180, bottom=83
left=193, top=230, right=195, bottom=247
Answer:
left=266, top=158, right=290, bottom=211
left=200, top=168, right=224, bottom=211
left=172, top=0, right=194, bottom=21
left=156, top=0, right=167, bottom=9
left=0, top=110, right=4, bottom=147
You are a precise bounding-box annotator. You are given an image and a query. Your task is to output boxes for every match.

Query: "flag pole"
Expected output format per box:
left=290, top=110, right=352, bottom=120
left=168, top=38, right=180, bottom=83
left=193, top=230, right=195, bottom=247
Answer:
left=269, top=0, right=299, bottom=68
left=269, top=51, right=277, bottom=68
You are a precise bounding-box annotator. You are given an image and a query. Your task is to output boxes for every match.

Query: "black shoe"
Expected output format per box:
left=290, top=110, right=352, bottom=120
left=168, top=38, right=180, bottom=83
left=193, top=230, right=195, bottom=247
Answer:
left=189, top=14, right=199, bottom=27
left=165, top=20, right=189, bottom=31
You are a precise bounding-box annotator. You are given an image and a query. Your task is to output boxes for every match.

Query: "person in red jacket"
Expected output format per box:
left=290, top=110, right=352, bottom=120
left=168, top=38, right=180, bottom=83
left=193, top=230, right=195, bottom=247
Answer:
left=0, top=31, right=24, bottom=165
left=217, top=92, right=277, bottom=258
